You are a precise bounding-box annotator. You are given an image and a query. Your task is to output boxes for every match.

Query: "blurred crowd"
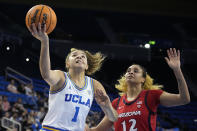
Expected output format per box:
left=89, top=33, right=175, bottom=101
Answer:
left=0, top=79, right=107, bottom=131
left=0, top=79, right=48, bottom=131
left=0, top=79, right=194, bottom=131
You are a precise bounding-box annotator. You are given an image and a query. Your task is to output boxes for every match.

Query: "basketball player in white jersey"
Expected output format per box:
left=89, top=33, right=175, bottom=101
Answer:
left=30, top=23, right=118, bottom=131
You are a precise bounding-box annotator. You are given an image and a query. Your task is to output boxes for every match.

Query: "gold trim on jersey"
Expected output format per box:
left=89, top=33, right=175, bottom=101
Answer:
left=67, top=72, right=88, bottom=91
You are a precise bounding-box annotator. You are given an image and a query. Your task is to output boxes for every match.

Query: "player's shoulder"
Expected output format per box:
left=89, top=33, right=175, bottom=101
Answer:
left=142, top=89, right=163, bottom=94
left=147, top=89, right=163, bottom=95
left=51, top=70, right=66, bottom=78
left=91, top=79, right=103, bottom=90
left=144, top=89, right=163, bottom=104
left=112, top=96, right=122, bottom=109
left=53, top=69, right=64, bottom=73
left=112, top=97, right=120, bottom=104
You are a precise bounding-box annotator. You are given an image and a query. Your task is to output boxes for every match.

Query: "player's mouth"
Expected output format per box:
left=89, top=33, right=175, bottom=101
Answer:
left=127, top=75, right=134, bottom=79
left=75, top=59, right=83, bottom=64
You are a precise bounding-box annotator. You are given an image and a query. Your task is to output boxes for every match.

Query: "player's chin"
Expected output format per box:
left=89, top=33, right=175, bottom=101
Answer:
left=126, top=79, right=137, bottom=84
left=126, top=77, right=134, bottom=81
left=73, top=65, right=86, bottom=71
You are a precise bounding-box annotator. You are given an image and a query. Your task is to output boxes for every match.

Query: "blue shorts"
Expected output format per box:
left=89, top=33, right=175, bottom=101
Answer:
left=40, top=125, right=69, bottom=131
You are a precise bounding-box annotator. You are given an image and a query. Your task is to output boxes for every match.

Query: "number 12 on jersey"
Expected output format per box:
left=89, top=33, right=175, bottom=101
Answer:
left=72, top=106, right=80, bottom=122
left=121, top=119, right=137, bottom=131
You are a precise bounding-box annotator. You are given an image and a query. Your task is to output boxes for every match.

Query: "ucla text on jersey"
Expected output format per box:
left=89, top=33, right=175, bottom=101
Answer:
left=65, top=94, right=91, bottom=108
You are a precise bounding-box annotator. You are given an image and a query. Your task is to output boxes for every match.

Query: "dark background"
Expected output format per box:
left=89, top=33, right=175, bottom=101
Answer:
left=0, top=0, right=197, bottom=100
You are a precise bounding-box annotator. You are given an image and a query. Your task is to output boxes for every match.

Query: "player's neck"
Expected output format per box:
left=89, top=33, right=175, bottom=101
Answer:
left=68, top=70, right=85, bottom=87
left=126, top=84, right=142, bottom=100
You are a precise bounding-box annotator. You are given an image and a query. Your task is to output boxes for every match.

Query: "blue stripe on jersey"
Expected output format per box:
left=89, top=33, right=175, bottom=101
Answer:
left=41, top=125, right=69, bottom=131
left=49, top=72, right=67, bottom=94
left=91, top=78, right=94, bottom=98
left=67, top=72, right=88, bottom=91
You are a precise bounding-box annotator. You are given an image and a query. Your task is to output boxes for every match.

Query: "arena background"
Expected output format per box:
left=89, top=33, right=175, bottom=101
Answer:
left=0, top=0, right=196, bottom=130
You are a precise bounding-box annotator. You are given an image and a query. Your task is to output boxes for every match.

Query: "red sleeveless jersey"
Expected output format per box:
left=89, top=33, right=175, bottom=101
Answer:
left=112, top=90, right=163, bottom=131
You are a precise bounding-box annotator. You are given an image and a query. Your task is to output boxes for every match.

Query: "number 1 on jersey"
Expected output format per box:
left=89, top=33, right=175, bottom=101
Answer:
left=72, top=106, right=80, bottom=122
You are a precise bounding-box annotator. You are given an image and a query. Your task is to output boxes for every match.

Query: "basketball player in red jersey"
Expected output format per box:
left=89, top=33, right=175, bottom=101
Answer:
left=86, top=48, right=190, bottom=131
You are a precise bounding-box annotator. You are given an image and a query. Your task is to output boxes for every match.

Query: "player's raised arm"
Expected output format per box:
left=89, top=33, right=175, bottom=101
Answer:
left=160, top=48, right=190, bottom=107
left=30, top=23, right=62, bottom=87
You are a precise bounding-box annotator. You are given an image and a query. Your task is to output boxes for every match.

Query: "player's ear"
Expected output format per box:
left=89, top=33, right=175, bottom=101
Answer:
left=66, top=60, right=70, bottom=69
left=141, top=78, right=145, bottom=85
left=85, top=64, right=88, bottom=70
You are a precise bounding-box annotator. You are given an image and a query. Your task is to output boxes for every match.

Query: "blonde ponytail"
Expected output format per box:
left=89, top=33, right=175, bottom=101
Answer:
left=142, top=74, right=163, bottom=90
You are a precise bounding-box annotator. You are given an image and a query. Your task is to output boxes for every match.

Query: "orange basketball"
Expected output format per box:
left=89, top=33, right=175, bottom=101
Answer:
left=25, top=4, right=57, bottom=34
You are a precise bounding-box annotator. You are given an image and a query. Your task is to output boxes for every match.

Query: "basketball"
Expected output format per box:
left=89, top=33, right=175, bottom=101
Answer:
left=25, top=4, right=57, bottom=34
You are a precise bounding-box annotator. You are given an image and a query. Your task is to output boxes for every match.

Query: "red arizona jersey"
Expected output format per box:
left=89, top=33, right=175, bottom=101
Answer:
left=112, top=90, right=163, bottom=131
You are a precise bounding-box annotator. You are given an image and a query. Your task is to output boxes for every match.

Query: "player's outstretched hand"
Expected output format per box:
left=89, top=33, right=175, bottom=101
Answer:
left=30, top=22, right=49, bottom=43
left=94, top=89, right=111, bottom=108
left=165, top=48, right=181, bottom=71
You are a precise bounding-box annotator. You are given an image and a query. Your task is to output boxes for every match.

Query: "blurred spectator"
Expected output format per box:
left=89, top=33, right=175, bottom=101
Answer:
left=0, top=96, right=3, bottom=118
left=10, top=112, right=19, bottom=122
left=34, top=111, right=42, bottom=130
left=36, top=94, right=43, bottom=107
left=86, top=111, right=103, bottom=127
left=21, top=110, right=29, bottom=130
left=4, top=111, right=10, bottom=118
left=37, top=107, right=46, bottom=122
left=13, top=98, right=26, bottom=112
left=24, top=110, right=41, bottom=130
left=44, top=97, right=48, bottom=108
left=11, top=104, right=20, bottom=114
left=0, top=96, right=3, bottom=105
left=24, top=84, right=38, bottom=109
left=25, top=83, right=33, bottom=96
left=7, top=79, right=19, bottom=94
left=26, top=110, right=35, bottom=129
left=0, top=112, right=11, bottom=131
left=17, top=83, right=26, bottom=94
left=2, top=96, right=10, bottom=112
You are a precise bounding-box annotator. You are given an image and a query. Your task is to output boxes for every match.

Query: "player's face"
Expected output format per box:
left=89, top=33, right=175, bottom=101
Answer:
left=66, top=50, right=88, bottom=71
left=125, top=65, right=145, bottom=85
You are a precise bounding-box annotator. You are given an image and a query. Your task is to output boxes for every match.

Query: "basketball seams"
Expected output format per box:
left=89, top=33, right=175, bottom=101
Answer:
left=46, top=6, right=52, bottom=33
left=26, top=7, right=34, bottom=31
left=27, top=11, right=32, bottom=31
left=38, top=5, right=44, bottom=26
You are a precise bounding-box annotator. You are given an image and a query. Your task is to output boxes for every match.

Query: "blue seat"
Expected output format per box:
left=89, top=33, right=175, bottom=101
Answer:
left=0, top=86, right=6, bottom=90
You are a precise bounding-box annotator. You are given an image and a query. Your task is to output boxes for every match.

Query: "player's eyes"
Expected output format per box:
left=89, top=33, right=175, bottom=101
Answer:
left=134, top=70, right=138, bottom=73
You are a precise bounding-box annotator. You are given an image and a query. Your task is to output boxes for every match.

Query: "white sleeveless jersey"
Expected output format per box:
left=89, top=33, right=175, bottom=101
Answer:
left=42, top=72, right=94, bottom=131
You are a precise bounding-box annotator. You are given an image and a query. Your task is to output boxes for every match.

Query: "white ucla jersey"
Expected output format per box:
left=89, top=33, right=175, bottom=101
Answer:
left=42, top=72, right=94, bottom=131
